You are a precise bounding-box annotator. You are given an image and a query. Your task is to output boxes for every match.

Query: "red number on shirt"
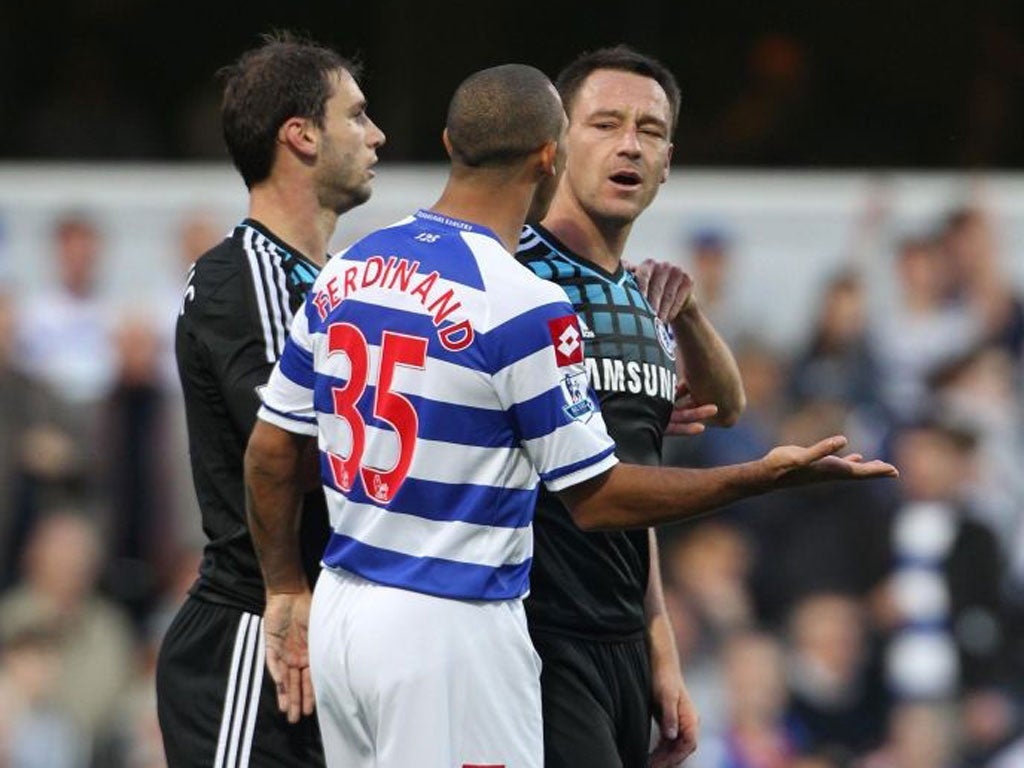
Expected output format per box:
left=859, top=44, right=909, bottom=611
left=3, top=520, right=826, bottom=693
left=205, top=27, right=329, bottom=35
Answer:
left=325, top=324, right=427, bottom=503
left=326, top=323, right=368, bottom=493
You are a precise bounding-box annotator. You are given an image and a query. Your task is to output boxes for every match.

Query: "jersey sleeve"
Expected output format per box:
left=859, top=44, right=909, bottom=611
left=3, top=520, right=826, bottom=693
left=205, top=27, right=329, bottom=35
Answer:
left=257, top=301, right=318, bottom=436
left=490, top=298, right=618, bottom=492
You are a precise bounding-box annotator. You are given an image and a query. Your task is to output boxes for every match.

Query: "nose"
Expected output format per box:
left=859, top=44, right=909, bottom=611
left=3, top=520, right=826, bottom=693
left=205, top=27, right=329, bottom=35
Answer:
left=369, top=116, right=386, bottom=148
left=616, top=127, right=641, bottom=158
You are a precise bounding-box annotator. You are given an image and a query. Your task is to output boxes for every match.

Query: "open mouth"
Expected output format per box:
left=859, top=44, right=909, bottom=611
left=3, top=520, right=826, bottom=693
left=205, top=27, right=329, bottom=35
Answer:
left=609, top=170, right=642, bottom=187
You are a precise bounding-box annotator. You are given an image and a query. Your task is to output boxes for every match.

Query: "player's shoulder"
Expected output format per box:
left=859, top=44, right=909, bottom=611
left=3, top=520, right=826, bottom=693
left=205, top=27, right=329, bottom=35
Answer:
left=515, top=224, right=555, bottom=261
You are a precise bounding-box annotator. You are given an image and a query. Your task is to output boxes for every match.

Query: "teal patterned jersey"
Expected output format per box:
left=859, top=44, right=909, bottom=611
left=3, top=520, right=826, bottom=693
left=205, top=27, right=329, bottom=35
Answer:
left=517, top=224, right=678, bottom=637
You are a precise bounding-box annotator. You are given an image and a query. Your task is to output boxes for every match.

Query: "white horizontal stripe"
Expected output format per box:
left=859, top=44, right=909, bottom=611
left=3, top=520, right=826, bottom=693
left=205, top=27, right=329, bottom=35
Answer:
left=318, top=417, right=537, bottom=489
left=325, top=486, right=533, bottom=567
left=492, top=345, right=572, bottom=405
left=261, top=367, right=316, bottom=420
left=521, top=410, right=616, bottom=481
left=546, top=452, right=619, bottom=493
left=257, top=406, right=318, bottom=437
left=311, top=334, right=499, bottom=411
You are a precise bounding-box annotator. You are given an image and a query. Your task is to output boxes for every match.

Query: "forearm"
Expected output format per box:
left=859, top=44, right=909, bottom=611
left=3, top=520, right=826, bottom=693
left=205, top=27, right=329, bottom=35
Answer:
left=244, top=421, right=310, bottom=593
left=561, top=460, right=770, bottom=531
left=645, top=530, right=681, bottom=675
left=672, top=302, right=745, bottom=425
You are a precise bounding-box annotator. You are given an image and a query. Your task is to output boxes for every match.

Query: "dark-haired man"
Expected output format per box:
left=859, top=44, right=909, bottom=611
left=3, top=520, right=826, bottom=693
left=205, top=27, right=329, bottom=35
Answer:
left=516, top=46, right=745, bottom=767
left=245, top=61, right=895, bottom=768
left=155, top=33, right=384, bottom=768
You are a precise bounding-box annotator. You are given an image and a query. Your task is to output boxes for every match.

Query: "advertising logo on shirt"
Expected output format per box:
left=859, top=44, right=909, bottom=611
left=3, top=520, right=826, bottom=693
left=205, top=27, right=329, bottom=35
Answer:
left=548, top=315, right=584, bottom=367
left=560, top=370, right=595, bottom=423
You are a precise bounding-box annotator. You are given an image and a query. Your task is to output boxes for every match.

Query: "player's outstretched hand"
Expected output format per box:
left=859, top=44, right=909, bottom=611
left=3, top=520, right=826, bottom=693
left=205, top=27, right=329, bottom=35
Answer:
left=667, top=381, right=719, bottom=437
left=628, top=258, right=695, bottom=323
left=264, top=590, right=315, bottom=724
left=762, top=435, right=899, bottom=487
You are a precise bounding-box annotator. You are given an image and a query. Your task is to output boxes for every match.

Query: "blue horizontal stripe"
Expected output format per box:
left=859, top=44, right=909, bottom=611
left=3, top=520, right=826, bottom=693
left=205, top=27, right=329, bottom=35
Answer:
left=261, top=402, right=317, bottom=425
left=485, top=300, right=578, bottom=372
left=309, top=299, right=488, bottom=372
left=541, top=444, right=616, bottom=484
left=318, top=453, right=537, bottom=527
left=278, top=339, right=315, bottom=389
left=508, top=382, right=598, bottom=442
left=322, top=534, right=531, bottom=600
left=313, top=376, right=517, bottom=448
left=339, top=222, right=486, bottom=291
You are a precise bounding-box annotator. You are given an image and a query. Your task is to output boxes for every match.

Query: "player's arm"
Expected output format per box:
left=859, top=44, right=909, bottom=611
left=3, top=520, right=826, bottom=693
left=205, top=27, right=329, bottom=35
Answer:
left=645, top=529, right=698, bottom=766
left=632, top=259, right=745, bottom=428
left=556, top=436, right=897, bottom=531
left=245, top=418, right=316, bottom=725
left=244, top=305, right=321, bottom=724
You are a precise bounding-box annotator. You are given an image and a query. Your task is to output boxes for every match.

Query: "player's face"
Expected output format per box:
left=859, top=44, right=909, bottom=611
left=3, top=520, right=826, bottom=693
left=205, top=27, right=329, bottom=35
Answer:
left=561, top=69, right=673, bottom=227
left=315, top=69, right=386, bottom=215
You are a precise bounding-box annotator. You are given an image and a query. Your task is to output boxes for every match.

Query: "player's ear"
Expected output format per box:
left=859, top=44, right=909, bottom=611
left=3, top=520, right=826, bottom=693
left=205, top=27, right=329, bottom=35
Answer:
left=536, top=139, right=559, bottom=179
left=441, top=128, right=454, bottom=160
left=279, top=117, right=317, bottom=160
left=661, top=143, right=674, bottom=184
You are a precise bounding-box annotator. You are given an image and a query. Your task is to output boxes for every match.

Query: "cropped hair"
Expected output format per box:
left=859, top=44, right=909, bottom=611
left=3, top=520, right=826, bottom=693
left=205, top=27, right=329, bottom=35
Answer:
left=445, top=64, right=564, bottom=168
left=220, top=32, right=360, bottom=188
left=556, top=45, right=681, bottom=133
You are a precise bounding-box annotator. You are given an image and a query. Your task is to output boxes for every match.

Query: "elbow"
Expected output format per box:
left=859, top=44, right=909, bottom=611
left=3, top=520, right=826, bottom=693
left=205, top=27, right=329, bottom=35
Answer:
left=713, top=388, right=747, bottom=428
left=568, top=506, right=605, bottom=532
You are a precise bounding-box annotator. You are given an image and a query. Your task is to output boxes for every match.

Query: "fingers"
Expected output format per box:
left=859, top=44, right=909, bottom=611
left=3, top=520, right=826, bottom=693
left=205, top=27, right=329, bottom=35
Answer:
left=666, top=403, right=718, bottom=436
left=287, top=665, right=302, bottom=723
left=852, top=459, right=899, bottom=478
left=803, top=435, right=848, bottom=463
left=302, top=666, right=316, bottom=716
left=660, top=695, right=679, bottom=742
left=632, top=259, right=652, bottom=294
left=663, top=269, right=690, bottom=322
left=646, top=265, right=669, bottom=319
left=669, top=404, right=718, bottom=424
left=665, top=422, right=706, bottom=437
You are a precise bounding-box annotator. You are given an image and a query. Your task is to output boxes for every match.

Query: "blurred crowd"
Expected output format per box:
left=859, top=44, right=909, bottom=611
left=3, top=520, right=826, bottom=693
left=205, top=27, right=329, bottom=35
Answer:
left=0, top=200, right=1022, bottom=768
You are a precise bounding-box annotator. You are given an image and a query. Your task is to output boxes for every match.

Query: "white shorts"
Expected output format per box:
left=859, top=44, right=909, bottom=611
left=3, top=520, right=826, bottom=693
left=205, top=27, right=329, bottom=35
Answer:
left=309, top=568, right=543, bottom=768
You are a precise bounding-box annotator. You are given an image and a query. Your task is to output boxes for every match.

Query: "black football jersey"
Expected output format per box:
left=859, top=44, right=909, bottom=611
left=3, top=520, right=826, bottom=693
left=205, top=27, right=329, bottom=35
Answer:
left=176, top=219, right=329, bottom=612
left=517, top=224, right=678, bottom=638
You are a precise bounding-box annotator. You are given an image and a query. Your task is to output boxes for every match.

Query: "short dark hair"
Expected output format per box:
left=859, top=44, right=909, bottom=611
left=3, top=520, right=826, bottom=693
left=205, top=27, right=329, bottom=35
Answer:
left=219, top=32, right=360, bottom=189
left=445, top=64, right=564, bottom=168
left=556, top=45, right=681, bottom=134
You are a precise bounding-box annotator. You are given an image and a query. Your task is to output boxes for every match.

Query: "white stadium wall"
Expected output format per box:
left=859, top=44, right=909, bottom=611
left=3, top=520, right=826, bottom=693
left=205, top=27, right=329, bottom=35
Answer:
left=1, top=164, right=1023, bottom=351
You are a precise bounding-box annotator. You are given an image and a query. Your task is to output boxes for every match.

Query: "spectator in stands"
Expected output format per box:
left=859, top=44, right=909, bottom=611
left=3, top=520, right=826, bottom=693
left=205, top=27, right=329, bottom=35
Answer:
left=784, top=592, right=888, bottom=759
left=701, top=631, right=803, bottom=768
left=860, top=703, right=956, bottom=768
left=0, top=511, right=136, bottom=749
left=0, top=288, right=74, bottom=587
left=685, top=226, right=746, bottom=345
left=872, top=235, right=980, bottom=423
left=871, top=420, right=1007, bottom=701
left=941, top=206, right=1024, bottom=361
left=102, top=316, right=177, bottom=626
left=16, top=213, right=116, bottom=405
left=928, top=345, right=1024, bottom=586
left=790, top=270, right=881, bottom=414
left=0, top=615, right=85, bottom=768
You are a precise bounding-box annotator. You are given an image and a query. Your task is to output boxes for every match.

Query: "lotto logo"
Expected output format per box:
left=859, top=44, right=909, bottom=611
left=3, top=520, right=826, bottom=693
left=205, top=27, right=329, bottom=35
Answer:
left=548, top=315, right=584, bottom=366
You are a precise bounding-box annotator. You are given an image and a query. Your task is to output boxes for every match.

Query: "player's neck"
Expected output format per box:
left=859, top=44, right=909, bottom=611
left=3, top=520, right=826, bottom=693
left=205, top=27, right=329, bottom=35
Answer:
left=248, top=180, right=336, bottom=267
left=541, top=194, right=631, bottom=274
left=431, top=175, right=532, bottom=254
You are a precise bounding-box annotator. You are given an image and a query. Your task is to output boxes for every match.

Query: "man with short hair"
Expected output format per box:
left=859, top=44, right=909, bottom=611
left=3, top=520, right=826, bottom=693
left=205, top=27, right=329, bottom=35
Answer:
left=155, top=33, right=384, bottom=768
left=516, top=45, right=748, bottom=767
left=244, top=62, right=895, bottom=768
